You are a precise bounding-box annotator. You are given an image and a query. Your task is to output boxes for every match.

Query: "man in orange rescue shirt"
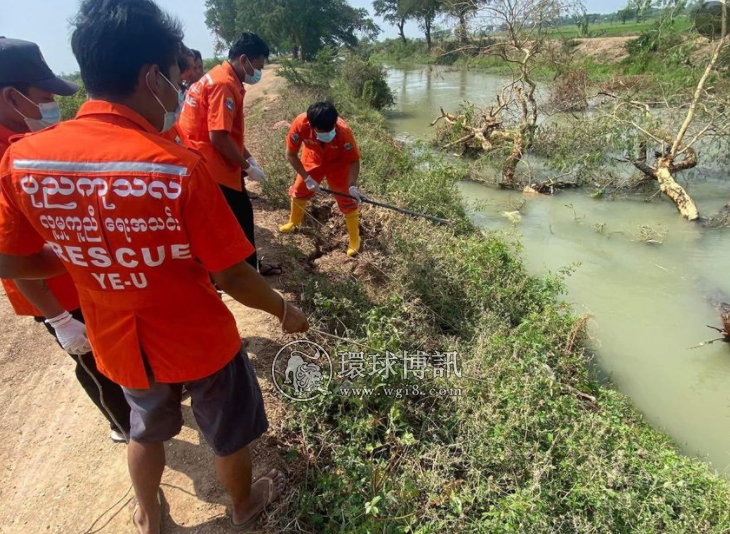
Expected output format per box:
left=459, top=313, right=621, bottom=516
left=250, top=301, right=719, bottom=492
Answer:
left=0, top=2, right=308, bottom=533
left=280, top=102, right=364, bottom=256
left=0, top=36, right=131, bottom=443
left=179, top=32, right=282, bottom=276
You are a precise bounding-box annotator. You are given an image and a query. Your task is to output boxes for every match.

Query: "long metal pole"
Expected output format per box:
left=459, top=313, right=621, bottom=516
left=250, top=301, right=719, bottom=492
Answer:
left=319, top=187, right=451, bottom=225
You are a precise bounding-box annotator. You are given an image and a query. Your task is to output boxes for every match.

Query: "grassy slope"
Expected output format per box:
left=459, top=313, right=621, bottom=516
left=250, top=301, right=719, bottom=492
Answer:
left=248, top=82, right=730, bottom=533
left=550, top=17, right=692, bottom=39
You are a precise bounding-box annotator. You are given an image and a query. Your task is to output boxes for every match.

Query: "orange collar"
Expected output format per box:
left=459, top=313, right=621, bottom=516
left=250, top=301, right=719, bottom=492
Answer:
left=222, top=61, right=245, bottom=94
left=76, top=100, right=160, bottom=134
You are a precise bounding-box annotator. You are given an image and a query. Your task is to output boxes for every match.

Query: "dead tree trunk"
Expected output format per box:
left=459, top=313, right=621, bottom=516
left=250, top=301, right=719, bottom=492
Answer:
left=656, top=160, right=700, bottom=221
left=633, top=142, right=700, bottom=221
left=501, top=134, right=524, bottom=188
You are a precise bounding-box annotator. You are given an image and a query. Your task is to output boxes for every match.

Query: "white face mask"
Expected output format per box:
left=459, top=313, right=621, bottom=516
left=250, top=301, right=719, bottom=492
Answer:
left=13, top=90, right=61, bottom=132
left=316, top=129, right=337, bottom=143
left=147, top=70, right=183, bottom=133
left=243, top=57, right=263, bottom=85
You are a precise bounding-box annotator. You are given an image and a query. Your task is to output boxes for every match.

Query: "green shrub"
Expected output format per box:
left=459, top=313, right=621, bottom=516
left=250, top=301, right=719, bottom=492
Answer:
left=277, top=47, right=340, bottom=90
left=370, top=38, right=431, bottom=63
left=59, top=82, right=87, bottom=120
left=278, top=48, right=394, bottom=110
left=337, top=56, right=394, bottom=110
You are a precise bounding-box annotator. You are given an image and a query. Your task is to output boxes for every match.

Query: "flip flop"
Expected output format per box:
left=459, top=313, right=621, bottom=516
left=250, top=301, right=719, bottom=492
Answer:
left=132, top=490, right=164, bottom=534
left=228, top=469, right=286, bottom=531
left=258, top=263, right=283, bottom=277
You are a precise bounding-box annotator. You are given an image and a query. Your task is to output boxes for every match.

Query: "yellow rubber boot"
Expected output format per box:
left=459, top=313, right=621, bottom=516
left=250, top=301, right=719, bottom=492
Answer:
left=279, top=198, right=308, bottom=234
left=344, top=210, right=361, bottom=257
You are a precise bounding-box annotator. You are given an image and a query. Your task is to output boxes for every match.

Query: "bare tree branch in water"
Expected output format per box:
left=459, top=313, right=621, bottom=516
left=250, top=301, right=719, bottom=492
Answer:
left=602, top=2, right=730, bottom=222
left=431, top=0, right=584, bottom=191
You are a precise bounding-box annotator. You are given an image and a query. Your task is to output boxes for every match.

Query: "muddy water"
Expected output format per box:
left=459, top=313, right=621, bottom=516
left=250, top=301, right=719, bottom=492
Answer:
left=386, top=64, right=730, bottom=476
left=385, top=64, right=531, bottom=141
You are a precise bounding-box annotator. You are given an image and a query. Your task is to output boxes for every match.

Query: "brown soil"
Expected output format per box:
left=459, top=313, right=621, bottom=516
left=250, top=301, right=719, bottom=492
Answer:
left=0, top=67, right=315, bottom=534
left=574, top=36, right=634, bottom=63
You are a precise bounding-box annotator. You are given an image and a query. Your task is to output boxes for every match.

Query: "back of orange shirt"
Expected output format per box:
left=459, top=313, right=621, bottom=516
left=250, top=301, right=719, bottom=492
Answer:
left=0, top=121, right=80, bottom=317
left=178, top=62, right=245, bottom=191
left=0, top=101, right=255, bottom=388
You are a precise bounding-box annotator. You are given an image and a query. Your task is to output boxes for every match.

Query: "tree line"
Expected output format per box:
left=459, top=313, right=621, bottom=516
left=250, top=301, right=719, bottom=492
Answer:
left=204, top=0, right=380, bottom=60
left=373, top=0, right=479, bottom=50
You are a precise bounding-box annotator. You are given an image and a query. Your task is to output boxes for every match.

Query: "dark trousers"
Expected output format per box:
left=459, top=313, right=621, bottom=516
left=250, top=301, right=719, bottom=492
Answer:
left=220, top=184, right=258, bottom=270
left=38, top=309, right=131, bottom=433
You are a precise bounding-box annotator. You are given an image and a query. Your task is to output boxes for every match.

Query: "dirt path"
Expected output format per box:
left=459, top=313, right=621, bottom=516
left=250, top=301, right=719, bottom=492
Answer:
left=0, top=66, right=298, bottom=534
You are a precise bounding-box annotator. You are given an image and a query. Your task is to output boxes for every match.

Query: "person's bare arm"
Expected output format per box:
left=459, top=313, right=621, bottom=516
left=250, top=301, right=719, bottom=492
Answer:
left=286, top=149, right=309, bottom=178
left=210, top=130, right=250, bottom=170
left=212, top=260, right=308, bottom=333
left=348, top=160, right=361, bottom=187
left=14, top=279, right=64, bottom=318
left=0, top=247, right=66, bottom=280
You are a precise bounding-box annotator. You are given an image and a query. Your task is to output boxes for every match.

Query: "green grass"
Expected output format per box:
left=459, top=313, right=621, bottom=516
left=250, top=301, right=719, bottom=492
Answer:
left=549, top=17, right=693, bottom=39
left=248, top=69, right=730, bottom=533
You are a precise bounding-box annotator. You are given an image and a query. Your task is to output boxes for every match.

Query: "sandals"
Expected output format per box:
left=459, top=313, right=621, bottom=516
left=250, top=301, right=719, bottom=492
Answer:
left=132, top=490, right=163, bottom=534
left=258, top=263, right=283, bottom=277
left=229, top=469, right=287, bottom=531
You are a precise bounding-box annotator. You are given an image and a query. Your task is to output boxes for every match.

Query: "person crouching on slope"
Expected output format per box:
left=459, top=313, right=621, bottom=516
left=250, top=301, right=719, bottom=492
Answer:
left=279, top=102, right=365, bottom=257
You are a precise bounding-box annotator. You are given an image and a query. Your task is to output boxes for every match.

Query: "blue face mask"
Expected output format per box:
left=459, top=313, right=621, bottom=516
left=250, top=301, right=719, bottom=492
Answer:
left=147, top=71, right=183, bottom=133
left=14, top=91, right=61, bottom=132
left=316, top=129, right=337, bottom=143
left=244, top=57, right=263, bottom=85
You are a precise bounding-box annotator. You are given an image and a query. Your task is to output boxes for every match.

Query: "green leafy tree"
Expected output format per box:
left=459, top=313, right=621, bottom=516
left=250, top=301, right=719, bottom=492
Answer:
left=443, top=0, right=479, bottom=44
left=627, top=0, right=653, bottom=22
left=373, top=0, right=409, bottom=43
left=204, top=0, right=238, bottom=53
left=205, top=0, right=378, bottom=60
left=402, top=0, right=443, bottom=50
left=619, top=7, right=633, bottom=23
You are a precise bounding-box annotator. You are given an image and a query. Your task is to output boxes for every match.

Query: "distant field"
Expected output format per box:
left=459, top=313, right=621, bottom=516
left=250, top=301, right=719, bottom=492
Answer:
left=550, top=16, right=693, bottom=39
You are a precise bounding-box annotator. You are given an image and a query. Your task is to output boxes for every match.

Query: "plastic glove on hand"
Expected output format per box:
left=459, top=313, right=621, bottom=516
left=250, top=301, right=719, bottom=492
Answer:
left=304, top=175, right=320, bottom=192
left=246, top=164, right=267, bottom=183
left=46, top=311, right=92, bottom=355
left=349, top=185, right=367, bottom=204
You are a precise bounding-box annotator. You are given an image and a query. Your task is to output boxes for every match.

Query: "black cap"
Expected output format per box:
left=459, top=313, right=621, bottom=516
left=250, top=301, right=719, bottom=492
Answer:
left=0, top=37, right=79, bottom=96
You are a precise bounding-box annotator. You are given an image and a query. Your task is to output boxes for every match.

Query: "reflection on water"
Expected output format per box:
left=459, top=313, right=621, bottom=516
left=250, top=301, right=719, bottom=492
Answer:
left=385, top=64, right=540, bottom=141
left=386, top=64, right=730, bottom=476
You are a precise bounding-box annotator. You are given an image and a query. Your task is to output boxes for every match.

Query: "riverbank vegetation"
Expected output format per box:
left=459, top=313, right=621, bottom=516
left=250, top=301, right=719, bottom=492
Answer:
left=395, top=0, right=730, bottom=226
left=231, top=30, right=730, bottom=531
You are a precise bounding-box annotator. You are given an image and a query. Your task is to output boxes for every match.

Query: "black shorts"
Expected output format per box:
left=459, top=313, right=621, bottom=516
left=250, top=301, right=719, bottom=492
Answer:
left=122, top=349, right=268, bottom=457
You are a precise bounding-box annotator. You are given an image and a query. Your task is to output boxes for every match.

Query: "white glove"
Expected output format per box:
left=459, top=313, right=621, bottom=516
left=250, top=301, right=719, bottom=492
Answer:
left=304, top=175, right=320, bottom=192
left=46, top=311, right=92, bottom=355
left=247, top=156, right=258, bottom=167
left=349, top=185, right=367, bottom=203
left=246, top=163, right=267, bottom=182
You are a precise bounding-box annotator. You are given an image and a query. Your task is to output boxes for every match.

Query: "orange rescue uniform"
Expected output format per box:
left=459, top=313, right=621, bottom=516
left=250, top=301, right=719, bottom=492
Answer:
left=0, top=101, right=255, bottom=388
left=161, top=123, right=190, bottom=147
left=178, top=61, right=246, bottom=191
left=0, top=120, right=80, bottom=317
left=286, top=113, right=361, bottom=214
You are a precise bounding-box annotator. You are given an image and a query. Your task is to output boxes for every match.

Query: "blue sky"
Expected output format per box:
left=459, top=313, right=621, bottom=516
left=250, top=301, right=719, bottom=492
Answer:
left=0, top=0, right=626, bottom=74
